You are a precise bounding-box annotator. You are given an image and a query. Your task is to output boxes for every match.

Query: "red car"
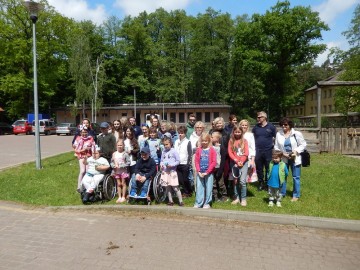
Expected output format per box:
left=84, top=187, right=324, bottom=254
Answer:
left=13, top=120, right=32, bottom=135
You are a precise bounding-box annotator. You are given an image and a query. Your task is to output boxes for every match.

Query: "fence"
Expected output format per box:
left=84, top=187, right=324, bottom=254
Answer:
left=320, top=128, right=360, bottom=155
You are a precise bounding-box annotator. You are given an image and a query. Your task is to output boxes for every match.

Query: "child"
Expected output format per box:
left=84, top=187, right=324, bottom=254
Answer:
left=174, top=125, right=193, bottom=197
left=211, top=131, right=227, bottom=202
left=267, top=150, right=289, bottom=207
left=112, top=139, right=131, bottom=203
left=194, top=133, right=217, bottom=209
left=228, top=125, right=249, bottom=206
left=124, top=127, right=140, bottom=176
left=160, top=137, right=184, bottom=206
left=73, top=127, right=96, bottom=192
left=81, top=148, right=110, bottom=203
left=145, top=126, right=162, bottom=169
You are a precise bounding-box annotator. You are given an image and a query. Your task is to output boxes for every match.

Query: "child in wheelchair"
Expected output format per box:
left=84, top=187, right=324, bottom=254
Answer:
left=160, top=137, right=184, bottom=206
left=81, top=147, right=110, bottom=203
left=129, top=146, right=156, bottom=199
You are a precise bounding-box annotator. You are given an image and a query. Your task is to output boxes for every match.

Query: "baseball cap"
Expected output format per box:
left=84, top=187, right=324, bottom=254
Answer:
left=100, top=122, right=109, bottom=128
left=140, top=146, right=150, bottom=154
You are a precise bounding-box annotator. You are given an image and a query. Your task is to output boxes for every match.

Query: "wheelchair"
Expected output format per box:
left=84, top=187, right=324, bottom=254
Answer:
left=80, top=170, right=117, bottom=204
left=152, top=171, right=167, bottom=203
left=128, top=172, right=154, bottom=205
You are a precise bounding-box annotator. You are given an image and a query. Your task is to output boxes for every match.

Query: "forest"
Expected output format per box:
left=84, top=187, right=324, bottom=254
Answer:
left=0, top=0, right=359, bottom=121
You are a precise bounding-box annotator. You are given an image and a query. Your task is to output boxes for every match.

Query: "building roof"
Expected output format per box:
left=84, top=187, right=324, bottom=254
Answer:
left=305, top=70, right=345, bottom=92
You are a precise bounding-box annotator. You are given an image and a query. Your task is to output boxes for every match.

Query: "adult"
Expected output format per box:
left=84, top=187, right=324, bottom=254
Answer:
left=150, top=116, right=160, bottom=132
left=73, top=127, right=96, bottom=192
left=274, top=117, right=307, bottom=202
left=158, top=120, right=169, bottom=139
left=239, top=119, right=256, bottom=169
left=224, top=114, right=238, bottom=135
left=189, top=121, right=205, bottom=151
left=97, top=122, right=116, bottom=162
left=186, top=114, right=196, bottom=139
left=129, top=116, right=142, bottom=139
left=138, top=124, right=149, bottom=149
left=72, top=118, right=96, bottom=145
left=112, top=119, right=124, bottom=142
left=124, top=126, right=140, bottom=176
left=252, top=111, right=277, bottom=191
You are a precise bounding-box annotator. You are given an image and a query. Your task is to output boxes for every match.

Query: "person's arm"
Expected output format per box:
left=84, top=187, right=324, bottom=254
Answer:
left=293, top=131, right=307, bottom=155
left=238, top=140, right=249, bottom=164
left=169, top=149, right=180, bottom=167
left=187, top=141, right=192, bottom=166
left=145, top=159, right=156, bottom=179
left=217, top=144, right=226, bottom=175
left=194, top=148, right=201, bottom=172
left=228, top=141, right=237, bottom=162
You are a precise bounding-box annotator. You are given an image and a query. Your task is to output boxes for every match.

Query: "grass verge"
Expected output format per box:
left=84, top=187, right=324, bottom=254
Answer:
left=0, top=152, right=359, bottom=220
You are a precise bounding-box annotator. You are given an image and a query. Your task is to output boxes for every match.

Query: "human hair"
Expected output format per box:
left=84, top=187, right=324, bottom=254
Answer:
left=199, top=133, right=211, bottom=148
left=149, top=126, right=159, bottom=137
left=177, top=125, right=187, bottom=134
left=229, top=124, right=245, bottom=153
left=239, top=119, right=251, bottom=131
left=150, top=116, right=159, bottom=127
left=120, top=116, right=130, bottom=131
left=211, top=131, right=222, bottom=142
left=194, top=121, right=205, bottom=129
left=257, top=111, right=267, bottom=119
left=125, top=127, right=139, bottom=149
left=272, top=150, right=283, bottom=159
left=213, top=117, right=225, bottom=130
left=162, top=136, right=172, bottom=147
left=229, top=114, right=237, bottom=121
left=116, top=139, right=125, bottom=152
left=168, top=121, right=177, bottom=132
left=188, top=113, right=195, bottom=119
left=279, top=117, right=294, bottom=129
left=160, top=120, right=169, bottom=131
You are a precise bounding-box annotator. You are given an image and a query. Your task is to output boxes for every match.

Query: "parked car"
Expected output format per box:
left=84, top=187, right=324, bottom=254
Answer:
left=13, top=119, right=32, bottom=135
left=32, top=119, right=56, bottom=135
left=56, top=123, right=77, bottom=136
left=0, top=122, right=14, bottom=135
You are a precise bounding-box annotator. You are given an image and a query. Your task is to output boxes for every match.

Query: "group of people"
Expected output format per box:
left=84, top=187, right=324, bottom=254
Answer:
left=72, top=111, right=307, bottom=208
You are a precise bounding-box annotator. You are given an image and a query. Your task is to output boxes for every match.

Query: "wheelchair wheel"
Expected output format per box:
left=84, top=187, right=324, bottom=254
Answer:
left=102, top=174, right=116, bottom=200
left=152, top=171, right=167, bottom=203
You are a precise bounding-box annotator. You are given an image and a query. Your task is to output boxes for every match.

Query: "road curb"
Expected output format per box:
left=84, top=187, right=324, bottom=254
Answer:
left=48, top=205, right=360, bottom=232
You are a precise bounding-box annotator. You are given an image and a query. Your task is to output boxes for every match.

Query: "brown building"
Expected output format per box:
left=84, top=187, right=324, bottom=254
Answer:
left=54, top=103, right=232, bottom=126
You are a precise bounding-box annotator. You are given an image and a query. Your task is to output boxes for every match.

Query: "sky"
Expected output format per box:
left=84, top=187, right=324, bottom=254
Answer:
left=46, top=0, right=360, bottom=65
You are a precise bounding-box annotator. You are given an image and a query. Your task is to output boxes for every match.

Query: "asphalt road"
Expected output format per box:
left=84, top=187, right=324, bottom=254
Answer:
left=0, top=134, right=73, bottom=170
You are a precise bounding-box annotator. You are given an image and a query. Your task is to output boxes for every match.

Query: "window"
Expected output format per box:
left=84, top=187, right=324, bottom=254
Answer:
left=196, top=112, right=202, bottom=121
left=122, top=113, right=127, bottom=116
left=205, top=112, right=211, bottom=123
left=179, top=112, right=185, bottom=123
left=323, top=105, right=327, bottom=113
left=328, top=105, right=332, bottom=112
left=324, top=90, right=327, bottom=98
left=311, top=93, right=313, bottom=101
left=170, top=112, right=176, bottom=122
left=163, top=113, right=167, bottom=120
left=213, top=112, right=219, bottom=118
left=300, top=108, right=303, bottom=115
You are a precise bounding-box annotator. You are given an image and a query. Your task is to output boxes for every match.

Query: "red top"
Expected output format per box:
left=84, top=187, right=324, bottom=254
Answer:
left=228, top=139, right=249, bottom=164
left=194, top=146, right=217, bottom=174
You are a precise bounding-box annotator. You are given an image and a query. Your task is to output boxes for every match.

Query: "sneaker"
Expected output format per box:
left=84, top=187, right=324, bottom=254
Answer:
left=240, top=200, right=247, bottom=207
left=203, top=204, right=211, bottom=209
left=120, top=197, right=126, bottom=203
left=291, top=197, right=299, bottom=202
left=129, top=190, right=136, bottom=197
left=116, top=198, right=122, bottom=204
left=231, top=198, right=240, bottom=205
left=167, top=202, right=174, bottom=206
left=193, top=205, right=200, bottom=208
left=276, top=201, right=282, bottom=207
left=179, top=202, right=184, bottom=207
left=268, top=201, right=274, bottom=207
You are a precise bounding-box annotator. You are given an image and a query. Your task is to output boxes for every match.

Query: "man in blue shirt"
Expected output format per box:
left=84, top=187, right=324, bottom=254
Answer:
left=252, top=111, right=277, bottom=191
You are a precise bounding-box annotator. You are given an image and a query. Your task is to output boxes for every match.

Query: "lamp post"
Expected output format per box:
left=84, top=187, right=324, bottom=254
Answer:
left=24, top=1, right=43, bottom=169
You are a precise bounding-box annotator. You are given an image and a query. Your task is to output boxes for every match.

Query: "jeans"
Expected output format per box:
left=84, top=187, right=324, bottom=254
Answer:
left=255, top=149, right=273, bottom=185
left=195, top=173, right=213, bottom=207
left=281, top=160, right=301, bottom=198
left=233, top=162, right=248, bottom=200
left=129, top=174, right=150, bottom=197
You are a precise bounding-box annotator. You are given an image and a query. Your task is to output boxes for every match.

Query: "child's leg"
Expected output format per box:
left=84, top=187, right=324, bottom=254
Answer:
left=194, top=175, right=205, bottom=207
left=78, top=159, right=86, bottom=190
left=166, top=186, right=173, bottom=203
left=204, top=174, right=214, bottom=206
left=121, top=178, right=127, bottom=199
left=116, top=178, right=122, bottom=198
left=239, top=163, right=248, bottom=202
left=268, top=187, right=275, bottom=206
left=173, top=186, right=183, bottom=204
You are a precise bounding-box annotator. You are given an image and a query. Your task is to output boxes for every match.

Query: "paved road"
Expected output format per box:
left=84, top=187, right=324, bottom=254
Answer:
left=0, top=201, right=359, bottom=270
left=0, top=134, right=72, bottom=170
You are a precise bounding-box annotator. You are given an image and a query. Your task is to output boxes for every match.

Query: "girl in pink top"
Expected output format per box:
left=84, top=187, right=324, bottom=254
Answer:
left=193, top=133, right=217, bottom=209
left=228, top=125, right=249, bottom=206
left=73, top=127, right=96, bottom=192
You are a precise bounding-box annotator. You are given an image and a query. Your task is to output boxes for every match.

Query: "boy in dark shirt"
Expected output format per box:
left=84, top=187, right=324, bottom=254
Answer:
left=129, top=146, right=156, bottom=198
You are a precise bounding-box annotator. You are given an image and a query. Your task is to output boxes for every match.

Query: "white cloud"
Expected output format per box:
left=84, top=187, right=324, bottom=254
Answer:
left=47, top=0, right=108, bottom=25
left=313, top=0, right=358, bottom=25
left=315, top=41, right=348, bottom=65
left=114, top=0, right=193, bottom=17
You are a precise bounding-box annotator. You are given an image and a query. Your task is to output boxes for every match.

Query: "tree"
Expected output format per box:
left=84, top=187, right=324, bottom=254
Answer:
left=232, top=1, right=329, bottom=119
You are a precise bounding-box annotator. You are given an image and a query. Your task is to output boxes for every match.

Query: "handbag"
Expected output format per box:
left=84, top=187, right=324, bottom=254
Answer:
left=294, top=134, right=310, bottom=167
left=247, top=165, right=258, bottom=183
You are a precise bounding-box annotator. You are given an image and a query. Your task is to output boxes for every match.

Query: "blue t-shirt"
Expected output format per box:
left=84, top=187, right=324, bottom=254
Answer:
left=252, top=123, right=277, bottom=151
left=199, top=149, right=209, bottom=173
left=284, top=137, right=292, bottom=153
left=268, top=163, right=280, bottom=188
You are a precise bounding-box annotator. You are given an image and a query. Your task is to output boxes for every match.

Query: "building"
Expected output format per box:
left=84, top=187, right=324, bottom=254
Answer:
left=54, top=103, right=232, bottom=126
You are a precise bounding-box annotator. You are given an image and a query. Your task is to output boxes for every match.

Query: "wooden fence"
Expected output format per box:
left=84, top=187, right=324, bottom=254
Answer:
left=320, top=128, right=360, bottom=154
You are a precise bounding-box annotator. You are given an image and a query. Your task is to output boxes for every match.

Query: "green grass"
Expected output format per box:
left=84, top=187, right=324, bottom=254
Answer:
left=0, top=152, right=359, bottom=220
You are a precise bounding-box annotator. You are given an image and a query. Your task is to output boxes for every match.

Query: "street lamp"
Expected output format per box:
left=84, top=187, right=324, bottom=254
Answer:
left=24, top=1, right=43, bottom=169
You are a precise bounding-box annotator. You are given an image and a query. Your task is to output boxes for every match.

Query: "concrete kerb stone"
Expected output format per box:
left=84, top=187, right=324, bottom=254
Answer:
left=48, top=204, right=360, bottom=232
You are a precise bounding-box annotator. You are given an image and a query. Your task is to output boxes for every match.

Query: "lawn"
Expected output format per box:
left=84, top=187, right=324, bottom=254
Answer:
left=0, top=152, right=359, bottom=220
